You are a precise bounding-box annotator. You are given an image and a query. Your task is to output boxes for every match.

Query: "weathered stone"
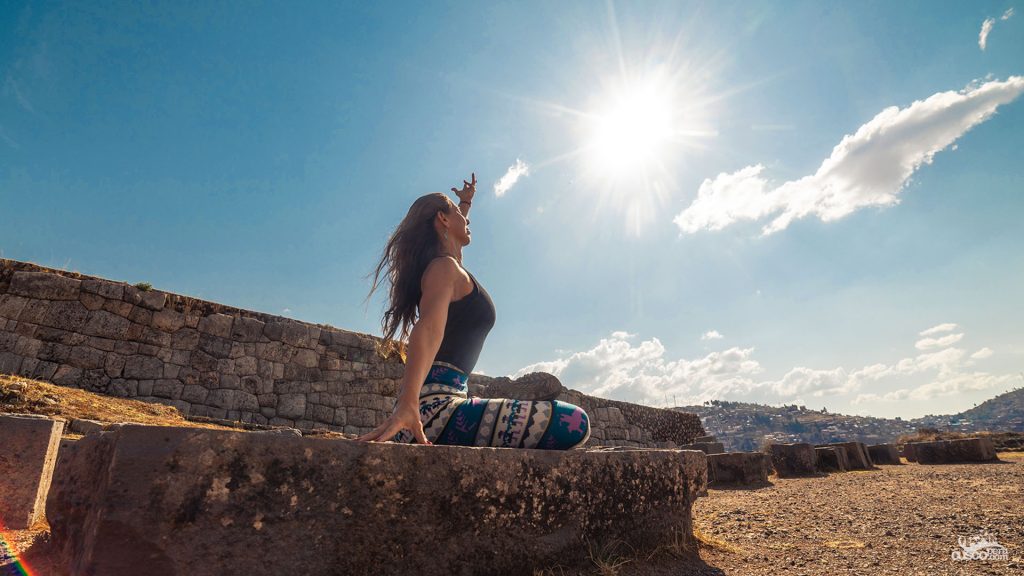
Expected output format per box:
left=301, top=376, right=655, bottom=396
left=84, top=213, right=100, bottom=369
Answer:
left=814, top=446, right=849, bottom=472
left=152, top=309, right=186, bottom=332
left=65, top=345, right=107, bottom=370
left=695, top=435, right=717, bottom=443
left=0, top=350, right=23, bottom=373
left=48, top=425, right=706, bottom=576
left=867, top=443, right=902, bottom=465
left=264, top=320, right=310, bottom=347
left=82, top=279, right=124, bottom=300
left=912, top=438, right=998, bottom=464
left=79, top=291, right=107, bottom=311
left=680, top=441, right=725, bottom=454
left=0, top=294, right=30, bottom=319
left=82, top=310, right=131, bottom=339
left=230, top=316, right=265, bottom=342
left=36, top=300, right=91, bottom=332
left=0, top=413, right=65, bottom=528
left=197, top=313, right=234, bottom=338
left=198, top=332, right=233, bottom=359
left=902, top=443, right=918, bottom=462
left=277, top=393, right=307, bottom=419
left=9, top=271, right=81, bottom=300
left=153, top=379, right=184, bottom=400
left=68, top=418, right=105, bottom=436
left=123, top=355, right=165, bottom=379
left=817, top=442, right=873, bottom=470
left=707, top=452, right=771, bottom=486
left=767, top=443, right=817, bottom=477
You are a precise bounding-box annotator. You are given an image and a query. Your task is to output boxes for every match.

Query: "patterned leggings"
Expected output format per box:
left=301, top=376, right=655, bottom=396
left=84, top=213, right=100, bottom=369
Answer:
left=392, top=362, right=591, bottom=450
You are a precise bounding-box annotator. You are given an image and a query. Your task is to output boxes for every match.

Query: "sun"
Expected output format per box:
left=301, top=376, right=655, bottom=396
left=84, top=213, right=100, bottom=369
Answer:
left=584, top=75, right=677, bottom=180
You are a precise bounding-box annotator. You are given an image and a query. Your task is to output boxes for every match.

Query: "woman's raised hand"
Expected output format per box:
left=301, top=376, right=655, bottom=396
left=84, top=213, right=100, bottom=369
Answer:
left=355, top=402, right=432, bottom=445
left=451, top=172, right=476, bottom=204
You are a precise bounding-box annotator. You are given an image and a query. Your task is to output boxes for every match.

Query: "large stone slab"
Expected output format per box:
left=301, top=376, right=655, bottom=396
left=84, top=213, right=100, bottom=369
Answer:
left=766, top=442, right=817, bottom=477
left=817, top=441, right=874, bottom=470
left=47, top=425, right=707, bottom=576
left=707, top=452, right=771, bottom=486
left=867, top=443, right=902, bottom=465
left=0, top=413, right=65, bottom=528
left=681, top=441, right=725, bottom=454
left=814, top=446, right=849, bottom=472
left=912, top=438, right=998, bottom=464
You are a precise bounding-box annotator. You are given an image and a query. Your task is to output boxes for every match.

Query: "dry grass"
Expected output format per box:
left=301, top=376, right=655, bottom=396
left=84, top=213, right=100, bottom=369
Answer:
left=584, top=536, right=635, bottom=576
left=693, top=526, right=747, bottom=556
left=0, top=373, right=229, bottom=430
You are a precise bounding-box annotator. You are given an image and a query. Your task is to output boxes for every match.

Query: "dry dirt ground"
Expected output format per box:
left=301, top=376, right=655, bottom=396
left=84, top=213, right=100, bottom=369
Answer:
left=4, top=454, right=1020, bottom=576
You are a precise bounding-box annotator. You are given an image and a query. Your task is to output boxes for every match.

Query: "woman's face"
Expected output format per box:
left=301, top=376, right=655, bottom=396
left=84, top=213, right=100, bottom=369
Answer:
left=442, top=200, right=471, bottom=246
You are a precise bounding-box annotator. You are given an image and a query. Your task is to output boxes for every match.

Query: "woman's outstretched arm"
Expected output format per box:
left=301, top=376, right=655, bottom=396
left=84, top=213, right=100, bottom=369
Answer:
left=356, top=257, right=458, bottom=443
left=452, top=172, right=475, bottom=218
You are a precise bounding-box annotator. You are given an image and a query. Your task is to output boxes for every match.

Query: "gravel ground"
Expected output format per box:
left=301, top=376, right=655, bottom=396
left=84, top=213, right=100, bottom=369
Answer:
left=3, top=454, right=1021, bottom=575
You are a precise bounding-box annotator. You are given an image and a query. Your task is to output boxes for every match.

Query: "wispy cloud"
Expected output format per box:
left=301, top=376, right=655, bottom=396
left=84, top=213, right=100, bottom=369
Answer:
left=674, top=77, right=1024, bottom=236
left=915, top=332, right=964, bottom=351
left=493, top=158, right=530, bottom=197
left=980, top=8, right=1015, bottom=50
left=980, top=18, right=996, bottom=50
left=701, top=330, right=724, bottom=341
left=920, top=323, right=958, bottom=336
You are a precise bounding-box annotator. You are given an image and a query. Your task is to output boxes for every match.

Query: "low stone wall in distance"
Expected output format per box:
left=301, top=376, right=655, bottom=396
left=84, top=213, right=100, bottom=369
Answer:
left=0, top=258, right=704, bottom=447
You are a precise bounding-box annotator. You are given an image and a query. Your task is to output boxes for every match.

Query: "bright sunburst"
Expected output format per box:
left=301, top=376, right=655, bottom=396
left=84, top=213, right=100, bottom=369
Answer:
left=584, top=74, right=677, bottom=180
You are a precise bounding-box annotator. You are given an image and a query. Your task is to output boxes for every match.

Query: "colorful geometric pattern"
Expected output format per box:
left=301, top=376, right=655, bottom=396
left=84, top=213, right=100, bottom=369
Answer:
left=391, top=362, right=590, bottom=450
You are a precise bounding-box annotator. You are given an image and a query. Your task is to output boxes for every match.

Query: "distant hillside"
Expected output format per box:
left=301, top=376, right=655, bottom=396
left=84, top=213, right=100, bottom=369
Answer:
left=914, top=387, right=1024, bottom=432
left=678, top=388, right=1024, bottom=451
left=676, top=400, right=918, bottom=452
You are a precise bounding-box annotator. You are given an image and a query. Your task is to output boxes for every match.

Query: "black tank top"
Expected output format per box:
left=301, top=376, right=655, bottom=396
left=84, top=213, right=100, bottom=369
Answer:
left=432, top=263, right=496, bottom=374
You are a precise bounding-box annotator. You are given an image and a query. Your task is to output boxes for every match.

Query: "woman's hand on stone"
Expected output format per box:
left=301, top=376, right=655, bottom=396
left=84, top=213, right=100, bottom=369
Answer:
left=355, top=402, right=432, bottom=445
left=451, top=172, right=476, bottom=204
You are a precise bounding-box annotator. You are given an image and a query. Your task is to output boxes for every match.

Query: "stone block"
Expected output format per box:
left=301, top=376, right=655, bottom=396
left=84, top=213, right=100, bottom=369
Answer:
left=0, top=413, right=65, bottom=528
left=680, top=441, right=725, bottom=454
left=814, top=446, right=849, bottom=472
left=817, top=442, right=873, bottom=470
left=9, top=271, right=81, bottom=300
left=867, top=444, right=902, bottom=465
left=767, top=442, right=817, bottom=477
left=152, top=309, right=186, bottom=332
left=124, top=355, right=165, bottom=379
left=82, top=279, right=124, bottom=300
left=695, top=435, right=717, bottom=443
left=82, top=310, right=131, bottom=339
left=230, top=316, right=265, bottom=342
left=48, top=425, right=706, bottom=576
left=0, top=294, right=30, bottom=319
left=197, top=313, right=234, bottom=338
left=68, top=418, right=105, bottom=436
left=707, top=452, right=771, bottom=486
left=912, top=438, right=998, bottom=464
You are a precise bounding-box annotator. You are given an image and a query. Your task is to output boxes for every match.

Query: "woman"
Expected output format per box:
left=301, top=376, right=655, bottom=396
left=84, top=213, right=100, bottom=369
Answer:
left=356, top=173, right=591, bottom=449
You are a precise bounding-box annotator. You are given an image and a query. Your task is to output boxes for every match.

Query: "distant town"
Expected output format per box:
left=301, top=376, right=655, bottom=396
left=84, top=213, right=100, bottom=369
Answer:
left=675, top=387, right=1024, bottom=452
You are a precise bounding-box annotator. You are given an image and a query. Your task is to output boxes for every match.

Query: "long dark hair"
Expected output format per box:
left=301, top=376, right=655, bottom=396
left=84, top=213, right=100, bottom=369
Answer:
left=364, top=192, right=453, bottom=361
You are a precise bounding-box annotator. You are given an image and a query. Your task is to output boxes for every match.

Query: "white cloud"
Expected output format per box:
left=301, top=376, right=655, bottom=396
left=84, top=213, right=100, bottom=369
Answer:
left=701, top=330, right=724, bottom=341
left=970, top=347, right=994, bottom=360
left=517, top=324, right=1012, bottom=408
left=493, top=159, right=530, bottom=197
left=674, top=77, right=1024, bottom=236
left=980, top=17, right=996, bottom=50
left=980, top=9, right=1015, bottom=51
left=915, top=332, right=964, bottom=351
left=919, top=322, right=958, bottom=336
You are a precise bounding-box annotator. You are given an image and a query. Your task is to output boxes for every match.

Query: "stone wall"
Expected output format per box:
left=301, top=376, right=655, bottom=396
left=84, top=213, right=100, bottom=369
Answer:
left=0, top=258, right=704, bottom=446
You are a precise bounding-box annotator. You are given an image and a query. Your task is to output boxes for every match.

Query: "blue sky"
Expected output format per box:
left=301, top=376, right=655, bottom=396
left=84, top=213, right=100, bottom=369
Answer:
left=2, top=1, right=1022, bottom=418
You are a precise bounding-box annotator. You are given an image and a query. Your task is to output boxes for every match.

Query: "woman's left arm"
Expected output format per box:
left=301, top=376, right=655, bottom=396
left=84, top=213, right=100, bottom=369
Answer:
left=452, top=172, right=476, bottom=217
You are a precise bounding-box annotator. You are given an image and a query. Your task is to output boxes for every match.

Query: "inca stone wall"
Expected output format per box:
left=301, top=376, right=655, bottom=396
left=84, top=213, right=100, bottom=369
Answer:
left=0, top=258, right=704, bottom=446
